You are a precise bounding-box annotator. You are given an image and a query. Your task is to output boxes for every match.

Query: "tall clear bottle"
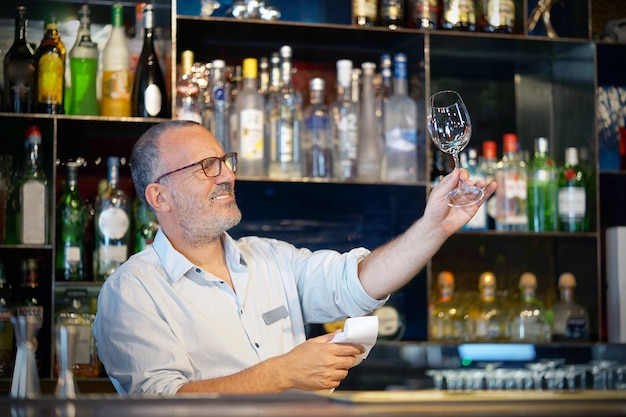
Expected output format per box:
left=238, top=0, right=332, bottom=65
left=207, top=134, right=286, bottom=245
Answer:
left=357, top=62, right=382, bottom=180
left=302, top=78, right=332, bottom=178
left=174, top=50, right=202, bottom=123
left=468, top=271, right=509, bottom=342
left=267, top=46, right=302, bottom=178
left=551, top=272, right=589, bottom=341
left=527, top=136, right=557, bottom=231
left=68, top=5, right=99, bottom=116
left=204, top=59, right=230, bottom=151
left=558, top=147, right=588, bottom=232
left=95, top=157, right=130, bottom=280
left=264, top=52, right=281, bottom=173
left=132, top=3, right=168, bottom=118
left=495, top=133, right=527, bottom=231
left=56, top=162, right=87, bottom=281
left=3, top=6, right=36, bottom=113
left=19, top=126, right=48, bottom=245
left=101, top=3, right=131, bottom=117
left=480, top=140, right=498, bottom=229
left=461, top=148, right=487, bottom=230
left=234, top=58, right=265, bottom=177
left=331, top=59, right=359, bottom=180
left=382, top=53, right=417, bottom=182
left=430, top=271, right=469, bottom=342
left=34, top=14, right=66, bottom=114
left=509, top=272, right=551, bottom=343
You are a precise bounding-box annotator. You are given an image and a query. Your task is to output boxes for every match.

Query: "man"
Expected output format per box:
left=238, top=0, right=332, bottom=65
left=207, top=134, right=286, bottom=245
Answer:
left=94, top=120, right=496, bottom=395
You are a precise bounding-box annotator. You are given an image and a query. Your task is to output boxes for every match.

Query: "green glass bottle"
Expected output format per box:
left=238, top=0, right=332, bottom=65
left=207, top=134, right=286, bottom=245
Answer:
left=527, top=136, right=558, bottom=232
left=56, top=162, right=87, bottom=281
left=133, top=197, right=158, bottom=253
left=558, top=147, right=588, bottom=232
left=68, top=4, right=99, bottom=116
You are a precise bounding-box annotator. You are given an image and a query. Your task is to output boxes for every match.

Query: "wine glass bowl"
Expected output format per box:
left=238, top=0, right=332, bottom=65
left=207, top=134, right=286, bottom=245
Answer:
left=428, top=90, right=484, bottom=207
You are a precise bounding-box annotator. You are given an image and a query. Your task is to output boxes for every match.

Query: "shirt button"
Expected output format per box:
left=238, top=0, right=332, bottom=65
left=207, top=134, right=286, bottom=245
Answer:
left=255, top=343, right=260, bottom=348
left=195, top=268, right=201, bottom=273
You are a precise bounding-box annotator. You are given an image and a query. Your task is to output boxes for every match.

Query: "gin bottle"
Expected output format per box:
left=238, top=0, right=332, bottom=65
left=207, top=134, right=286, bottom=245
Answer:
left=19, top=126, right=48, bottom=245
left=527, top=137, right=558, bottom=231
left=330, top=59, right=359, bottom=180
left=382, top=53, right=418, bottom=182
left=357, top=62, right=382, bottom=180
left=302, top=78, right=332, bottom=178
left=469, top=271, right=509, bottom=341
left=551, top=272, right=589, bottom=341
left=95, top=157, right=130, bottom=280
left=509, top=272, right=551, bottom=343
left=68, top=4, right=99, bottom=116
left=56, top=162, right=87, bottom=281
left=558, top=147, right=588, bottom=232
left=495, top=133, right=527, bottom=231
left=430, top=271, right=469, bottom=342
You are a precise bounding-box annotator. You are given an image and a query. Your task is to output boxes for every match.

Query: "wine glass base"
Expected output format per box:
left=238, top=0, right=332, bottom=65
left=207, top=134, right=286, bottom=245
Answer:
left=446, top=186, right=484, bottom=208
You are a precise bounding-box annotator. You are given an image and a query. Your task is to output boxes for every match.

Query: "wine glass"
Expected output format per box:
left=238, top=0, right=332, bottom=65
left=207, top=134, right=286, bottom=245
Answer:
left=427, top=90, right=484, bottom=207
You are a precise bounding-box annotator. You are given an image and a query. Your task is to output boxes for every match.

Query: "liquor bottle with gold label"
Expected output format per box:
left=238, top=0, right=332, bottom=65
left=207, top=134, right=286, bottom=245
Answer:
left=34, top=14, right=66, bottom=114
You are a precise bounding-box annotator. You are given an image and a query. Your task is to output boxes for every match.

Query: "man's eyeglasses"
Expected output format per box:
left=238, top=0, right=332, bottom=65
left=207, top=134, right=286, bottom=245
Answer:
left=154, top=152, right=238, bottom=183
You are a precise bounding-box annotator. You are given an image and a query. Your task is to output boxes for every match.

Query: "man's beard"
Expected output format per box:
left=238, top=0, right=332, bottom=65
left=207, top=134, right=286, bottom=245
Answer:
left=170, top=184, right=242, bottom=246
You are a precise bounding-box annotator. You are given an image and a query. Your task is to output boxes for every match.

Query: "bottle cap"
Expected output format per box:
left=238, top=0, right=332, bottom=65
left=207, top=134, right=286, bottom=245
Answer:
left=502, top=133, right=518, bottom=153
left=519, top=272, right=537, bottom=288
left=565, top=147, right=579, bottom=166
left=336, top=59, right=353, bottom=87
left=535, top=137, right=549, bottom=153
left=181, top=50, right=194, bottom=72
left=478, top=271, right=496, bottom=288
left=242, top=58, right=258, bottom=79
left=309, top=77, right=324, bottom=91
left=558, top=272, right=577, bottom=288
left=211, top=59, right=225, bottom=69
left=25, top=126, right=42, bottom=145
left=437, top=271, right=455, bottom=287
left=482, top=141, right=497, bottom=159
left=279, top=45, right=292, bottom=59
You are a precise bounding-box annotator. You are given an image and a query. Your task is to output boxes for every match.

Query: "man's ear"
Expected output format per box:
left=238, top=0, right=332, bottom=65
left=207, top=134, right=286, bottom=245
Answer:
left=145, top=183, right=170, bottom=212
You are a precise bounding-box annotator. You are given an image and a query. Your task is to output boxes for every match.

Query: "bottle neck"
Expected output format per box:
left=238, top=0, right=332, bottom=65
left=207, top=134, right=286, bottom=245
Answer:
left=560, top=287, right=574, bottom=303
left=15, top=11, right=27, bottom=42
left=108, top=164, right=119, bottom=189
left=310, top=89, right=323, bottom=105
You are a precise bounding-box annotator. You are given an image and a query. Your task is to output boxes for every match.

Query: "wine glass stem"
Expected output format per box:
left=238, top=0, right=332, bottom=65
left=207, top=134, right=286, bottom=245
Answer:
left=451, top=152, right=461, bottom=170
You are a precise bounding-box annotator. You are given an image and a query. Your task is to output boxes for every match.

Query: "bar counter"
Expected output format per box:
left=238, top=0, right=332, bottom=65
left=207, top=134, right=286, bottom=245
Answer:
left=2, top=390, right=626, bottom=417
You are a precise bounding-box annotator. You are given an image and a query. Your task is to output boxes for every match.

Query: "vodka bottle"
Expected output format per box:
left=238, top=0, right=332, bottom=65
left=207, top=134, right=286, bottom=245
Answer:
left=68, top=4, right=99, bottom=116
left=56, top=162, right=88, bottom=281
left=95, top=157, right=130, bottom=280
left=204, top=59, right=231, bottom=151
left=353, top=0, right=378, bottom=27
left=234, top=58, right=265, bottom=177
left=558, top=147, right=588, bottom=232
left=357, top=62, right=382, bottom=180
left=268, top=46, right=303, bottom=178
left=382, top=53, right=417, bottom=182
left=101, top=3, right=131, bottom=117
left=495, top=133, right=527, bottom=231
left=551, top=272, right=589, bottom=341
left=469, top=271, right=509, bottom=341
left=19, top=126, right=48, bottom=244
left=302, top=78, right=332, bottom=178
left=174, top=50, right=202, bottom=123
left=527, top=137, right=558, bottom=232
left=3, top=6, right=36, bottom=113
left=509, top=272, right=551, bottom=343
left=34, top=14, right=66, bottom=114
left=441, top=0, right=477, bottom=31
left=461, top=148, right=487, bottom=230
left=330, top=59, right=359, bottom=180
left=480, top=140, right=498, bottom=229
left=132, top=3, right=168, bottom=118
left=430, top=271, right=469, bottom=342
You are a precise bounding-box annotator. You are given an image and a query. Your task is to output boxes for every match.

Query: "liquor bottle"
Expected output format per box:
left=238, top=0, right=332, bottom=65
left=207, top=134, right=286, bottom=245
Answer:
left=56, top=290, right=100, bottom=377
left=132, top=3, right=168, bottom=118
left=101, top=3, right=131, bottom=117
left=330, top=59, right=359, bottom=180
left=174, top=50, right=202, bottom=123
left=382, top=53, right=418, bottom=182
left=233, top=58, right=265, bottom=177
left=430, top=271, right=469, bottom=342
left=468, top=271, right=509, bottom=341
left=258, top=56, right=270, bottom=96
left=56, top=162, right=88, bottom=281
left=68, top=4, right=99, bottom=116
left=357, top=62, right=383, bottom=180
left=527, top=137, right=558, bottom=232
left=264, top=52, right=281, bottom=173
left=409, top=0, right=441, bottom=29
left=3, top=6, right=36, bottom=113
left=351, top=67, right=361, bottom=104
left=495, top=133, right=527, bottom=231
left=34, top=14, right=66, bottom=114
left=133, top=197, right=159, bottom=253
left=204, top=59, right=231, bottom=151
left=302, top=78, right=332, bottom=178
left=95, top=157, right=130, bottom=280
left=353, top=0, right=378, bottom=27
left=509, top=272, right=551, bottom=343
left=267, top=46, right=303, bottom=179
left=479, top=140, right=498, bottom=229
left=461, top=148, right=487, bottom=230
left=379, top=0, right=405, bottom=29
left=441, top=0, right=477, bottom=31
left=128, top=2, right=147, bottom=75
left=19, top=258, right=44, bottom=358
left=376, top=54, right=393, bottom=136
left=477, top=0, right=515, bottom=33
left=0, top=262, right=13, bottom=378
left=19, top=126, right=48, bottom=245
left=558, top=147, right=588, bottom=232
left=551, top=272, right=589, bottom=341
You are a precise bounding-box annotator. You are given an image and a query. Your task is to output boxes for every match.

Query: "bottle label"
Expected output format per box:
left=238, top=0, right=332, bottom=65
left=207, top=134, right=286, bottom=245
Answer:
left=374, top=305, right=400, bottom=337
left=443, top=0, right=476, bottom=24
left=101, top=70, right=131, bottom=116
left=20, top=180, right=47, bottom=244
left=558, top=187, right=586, bottom=217
left=413, top=0, right=439, bottom=24
left=64, top=246, right=81, bottom=263
left=144, top=84, right=163, bottom=117
left=565, top=316, right=588, bottom=339
left=64, top=323, right=93, bottom=364
left=98, top=207, right=130, bottom=240
left=385, top=127, right=417, bottom=151
left=353, top=0, right=378, bottom=18
left=239, top=109, right=264, bottom=161
left=99, top=244, right=128, bottom=263
left=37, top=52, right=64, bottom=104
left=337, top=113, right=358, bottom=160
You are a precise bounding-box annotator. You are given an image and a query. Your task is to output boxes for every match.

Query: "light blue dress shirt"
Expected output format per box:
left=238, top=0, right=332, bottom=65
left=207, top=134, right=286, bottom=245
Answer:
left=94, top=228, right=386, bottom=395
